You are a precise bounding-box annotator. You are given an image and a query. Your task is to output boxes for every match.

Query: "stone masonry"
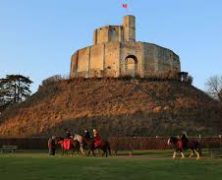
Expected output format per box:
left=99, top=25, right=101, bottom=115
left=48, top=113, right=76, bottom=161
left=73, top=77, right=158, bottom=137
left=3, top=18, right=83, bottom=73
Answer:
left=70, top=15, right=181, bottom=78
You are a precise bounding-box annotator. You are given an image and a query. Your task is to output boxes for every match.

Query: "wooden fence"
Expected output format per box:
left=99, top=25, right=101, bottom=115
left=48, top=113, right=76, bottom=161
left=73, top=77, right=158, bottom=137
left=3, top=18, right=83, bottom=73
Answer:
left=0, top=137, right=221, bottom=150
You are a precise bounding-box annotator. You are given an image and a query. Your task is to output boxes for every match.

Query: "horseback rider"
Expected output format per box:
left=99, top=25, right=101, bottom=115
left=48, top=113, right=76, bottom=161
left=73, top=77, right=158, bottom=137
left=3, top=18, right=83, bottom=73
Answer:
left=84, top=129, right=91, bottom=141
left=92, top=129, right=101, bottom=148
left=181, top=132, right=189, bottom=149
left=65, top=129, right=71, bottom=138
left=60, top=130, right=72, bottom=151
left=48, top=135, right=56, bottom=155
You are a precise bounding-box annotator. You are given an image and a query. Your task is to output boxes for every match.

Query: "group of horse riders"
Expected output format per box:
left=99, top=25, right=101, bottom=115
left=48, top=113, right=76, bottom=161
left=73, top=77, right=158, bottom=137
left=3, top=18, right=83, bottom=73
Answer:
left=48, top=131, right=201, bottom=159
left=48, top=129, right=102, bottom=156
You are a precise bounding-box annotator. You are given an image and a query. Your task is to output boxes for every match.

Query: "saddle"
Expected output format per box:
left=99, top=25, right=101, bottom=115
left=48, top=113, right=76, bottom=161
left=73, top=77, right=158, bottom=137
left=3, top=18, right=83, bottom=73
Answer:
left=94, top=137, right=102, bottom=148
left=63, top=138, right=71, bottom=150
left=176, top=140, right=183, bottom=150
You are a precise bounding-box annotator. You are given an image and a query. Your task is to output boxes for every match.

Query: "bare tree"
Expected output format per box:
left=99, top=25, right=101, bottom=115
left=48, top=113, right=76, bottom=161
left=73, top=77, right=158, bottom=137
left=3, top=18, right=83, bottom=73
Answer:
left=206, top=75, right=222, bottom=102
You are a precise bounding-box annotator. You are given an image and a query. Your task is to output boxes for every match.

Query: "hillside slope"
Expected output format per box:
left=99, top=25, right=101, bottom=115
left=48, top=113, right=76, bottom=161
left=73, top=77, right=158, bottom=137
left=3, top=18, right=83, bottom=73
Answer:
left=0, top=78, right=221, bottom=137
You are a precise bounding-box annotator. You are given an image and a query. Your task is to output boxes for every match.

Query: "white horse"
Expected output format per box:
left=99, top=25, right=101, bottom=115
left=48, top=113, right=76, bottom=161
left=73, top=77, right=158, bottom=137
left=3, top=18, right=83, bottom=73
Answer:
left=73, top=134, right=85, bottom=155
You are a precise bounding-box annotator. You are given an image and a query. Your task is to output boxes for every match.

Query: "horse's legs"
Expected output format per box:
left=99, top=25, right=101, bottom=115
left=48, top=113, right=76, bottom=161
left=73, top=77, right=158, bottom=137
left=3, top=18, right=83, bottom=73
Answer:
left=101, top=149, right=105, bottom=157
left=87, top=149, right=91, bottom=156
left=189, top=150, right=194, bottom=158
left=103, top=148, right=108, bottom=157
left=71, top=149, right=74, bottom=156
left=173, top=151, right=177, bottom=159
left=180, top=151, right=185, bottom=159
left=107, top=143, right=111, bottom=156
left=98, top=149, right=102, bottom=156
left=80, top=144, right=85, bottom=155
left=194, top=149, right=200, bottom=160
left=105, top=149, right=108, bottom=157
left=106, top=150, right=108, bottom=157
left=106, top=146, right=109, bottom=157
left=92, top=149, right=96, bottom=156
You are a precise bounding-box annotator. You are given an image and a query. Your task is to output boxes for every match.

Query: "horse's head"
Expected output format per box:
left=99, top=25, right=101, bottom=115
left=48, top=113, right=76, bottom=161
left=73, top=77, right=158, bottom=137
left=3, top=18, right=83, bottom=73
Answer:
left=181, top=133, right=188, bottom=141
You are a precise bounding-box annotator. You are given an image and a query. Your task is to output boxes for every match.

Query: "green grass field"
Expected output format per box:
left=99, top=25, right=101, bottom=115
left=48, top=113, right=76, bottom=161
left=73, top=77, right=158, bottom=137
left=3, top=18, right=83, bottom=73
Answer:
left=0, top=151, right=222, bottom=180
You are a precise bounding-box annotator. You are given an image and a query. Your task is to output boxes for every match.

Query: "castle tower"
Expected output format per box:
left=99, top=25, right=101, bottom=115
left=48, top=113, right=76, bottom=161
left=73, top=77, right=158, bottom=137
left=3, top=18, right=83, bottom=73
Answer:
left=123, top=15, right=136, bottom=42
left=70, top=15, right=181, bottom=79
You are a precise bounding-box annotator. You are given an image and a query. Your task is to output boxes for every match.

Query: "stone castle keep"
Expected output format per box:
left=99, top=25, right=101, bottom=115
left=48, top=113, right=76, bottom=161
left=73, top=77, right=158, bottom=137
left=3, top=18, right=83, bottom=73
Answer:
left=70, top=15, right=181, bottom=78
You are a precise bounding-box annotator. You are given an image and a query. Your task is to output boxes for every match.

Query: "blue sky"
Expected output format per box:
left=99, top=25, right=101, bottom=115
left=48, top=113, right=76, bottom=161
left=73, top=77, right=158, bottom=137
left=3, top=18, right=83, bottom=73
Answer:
left=0, top=0, right=222, bottom=93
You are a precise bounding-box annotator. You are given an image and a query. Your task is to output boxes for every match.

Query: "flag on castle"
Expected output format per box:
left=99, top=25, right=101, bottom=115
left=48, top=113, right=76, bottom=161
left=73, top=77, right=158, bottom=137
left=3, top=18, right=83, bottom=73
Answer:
left=121, top=0, right=128, bottom=9
left=122, top=3, right=128, bottom=9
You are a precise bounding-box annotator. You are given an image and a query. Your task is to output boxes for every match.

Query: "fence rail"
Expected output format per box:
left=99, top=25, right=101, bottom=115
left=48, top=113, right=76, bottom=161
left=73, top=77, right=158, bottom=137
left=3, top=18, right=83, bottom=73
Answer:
left=0, top=137, right=221, bottom=150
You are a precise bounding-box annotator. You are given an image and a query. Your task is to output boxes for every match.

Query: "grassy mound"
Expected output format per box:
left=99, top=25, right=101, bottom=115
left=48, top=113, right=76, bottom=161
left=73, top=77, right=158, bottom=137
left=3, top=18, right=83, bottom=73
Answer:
left=0, top=78, right=221, bottom=137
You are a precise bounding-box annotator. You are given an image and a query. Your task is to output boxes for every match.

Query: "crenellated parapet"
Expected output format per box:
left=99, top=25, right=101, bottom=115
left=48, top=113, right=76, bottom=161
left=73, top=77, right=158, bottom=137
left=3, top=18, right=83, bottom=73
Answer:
left=70, top=16, right=181, bottom=79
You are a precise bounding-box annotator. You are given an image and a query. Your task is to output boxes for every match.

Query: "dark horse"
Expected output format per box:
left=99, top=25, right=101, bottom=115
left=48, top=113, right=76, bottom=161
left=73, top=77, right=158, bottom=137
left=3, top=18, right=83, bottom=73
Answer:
left=57, top=137, right=80, bottom=155
left=82, top=137, right=111, bottom=157
left=168, top=134, right=201, bottom=160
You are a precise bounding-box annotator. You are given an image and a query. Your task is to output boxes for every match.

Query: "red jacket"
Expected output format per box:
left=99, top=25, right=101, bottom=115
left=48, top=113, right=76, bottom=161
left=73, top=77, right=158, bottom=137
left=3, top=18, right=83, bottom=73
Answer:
left=93, top=134, right=101, bottom=147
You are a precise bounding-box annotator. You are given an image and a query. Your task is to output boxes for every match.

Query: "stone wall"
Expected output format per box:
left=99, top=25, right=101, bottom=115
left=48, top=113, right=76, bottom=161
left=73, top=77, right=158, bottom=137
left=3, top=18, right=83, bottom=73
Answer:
left=120, top=42, right=144, bottom=77
left=70, top=41, right=181, bottom=79
left=123, top=15, right=136, bottom=42
left=93, top=15, right=135, bottom=45
left=89, top=44, right=104, bottom=77
left=93, top=26, right=123, bottom=45
left=104, top=42, right=120, bottom=77
left=70, top=15, right=181, bottom=79
left=142, top=42, right=180, bottom=77
left=77, top=47, right=90, bottom=77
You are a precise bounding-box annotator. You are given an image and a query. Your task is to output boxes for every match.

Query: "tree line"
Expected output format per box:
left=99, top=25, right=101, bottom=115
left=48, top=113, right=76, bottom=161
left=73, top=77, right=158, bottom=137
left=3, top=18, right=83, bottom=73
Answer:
left=0, top=74, right=32, bottom=113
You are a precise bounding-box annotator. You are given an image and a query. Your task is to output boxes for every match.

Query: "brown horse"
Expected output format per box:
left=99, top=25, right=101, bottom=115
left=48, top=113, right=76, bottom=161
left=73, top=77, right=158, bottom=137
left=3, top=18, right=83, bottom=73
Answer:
left=82, top=137, right=111, bottom=157
left=181, top=134, right=202, bottom=159
left=91, top=139, right=111, bottom=157
left=167, top=136, right=185, bottom=159
left=57, top=137, right=80, bottom=155
left=70, top=134, right=111, bottom=157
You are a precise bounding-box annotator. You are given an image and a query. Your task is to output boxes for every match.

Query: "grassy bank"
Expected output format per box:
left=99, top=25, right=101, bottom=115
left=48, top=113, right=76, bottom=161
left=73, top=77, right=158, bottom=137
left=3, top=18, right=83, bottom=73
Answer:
left=0, top=151, right=222, bottom=180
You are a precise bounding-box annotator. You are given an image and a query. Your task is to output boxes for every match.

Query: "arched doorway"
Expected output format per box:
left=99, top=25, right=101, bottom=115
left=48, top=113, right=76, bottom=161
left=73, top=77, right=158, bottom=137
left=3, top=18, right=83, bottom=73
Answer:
left=125, top=55, right=138, bottom=77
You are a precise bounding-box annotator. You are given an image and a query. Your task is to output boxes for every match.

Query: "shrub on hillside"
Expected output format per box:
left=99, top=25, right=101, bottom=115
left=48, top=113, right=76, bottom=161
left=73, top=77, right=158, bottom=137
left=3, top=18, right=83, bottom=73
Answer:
left=42, top=75, right=65, bottom=87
